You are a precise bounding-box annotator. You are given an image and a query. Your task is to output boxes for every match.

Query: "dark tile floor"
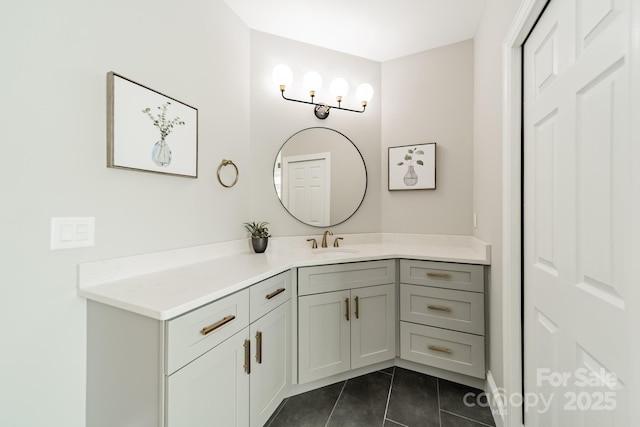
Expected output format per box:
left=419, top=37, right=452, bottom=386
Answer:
left=265, top=367, right=496, bottom=427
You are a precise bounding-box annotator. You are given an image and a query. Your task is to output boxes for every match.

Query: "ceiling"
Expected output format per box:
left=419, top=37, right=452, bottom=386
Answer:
left=223, top=0, right=485, bottom=62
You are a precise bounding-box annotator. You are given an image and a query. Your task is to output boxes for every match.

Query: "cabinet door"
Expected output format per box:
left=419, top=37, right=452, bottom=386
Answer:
left=250, top=300, right=291, bottom=427
left=351, top=284, right=396, bottom=369
left=166, top=329, right=250, bottom=427
left=298, top=290, right=350, bottom=384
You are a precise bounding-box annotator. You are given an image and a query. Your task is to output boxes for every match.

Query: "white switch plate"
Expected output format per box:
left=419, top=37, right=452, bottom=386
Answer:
left=51, top=217, right=95, bottom=250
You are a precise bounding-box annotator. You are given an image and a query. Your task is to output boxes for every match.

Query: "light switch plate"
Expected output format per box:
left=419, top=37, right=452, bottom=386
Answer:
left=51, top=217, right=95, bottom=250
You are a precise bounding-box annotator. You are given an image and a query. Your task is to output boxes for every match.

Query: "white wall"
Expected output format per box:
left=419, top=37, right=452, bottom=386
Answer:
left=249, top=31, right=382, bottom=235
left=381, top=40, right=475, bottom=235
left=0, top=1, right=250, bottom=425
left=473, top=0, right=523, bottom=390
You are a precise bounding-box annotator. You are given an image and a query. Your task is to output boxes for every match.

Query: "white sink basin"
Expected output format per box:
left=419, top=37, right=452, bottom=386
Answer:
left=310, top=248, right=360, bottom=255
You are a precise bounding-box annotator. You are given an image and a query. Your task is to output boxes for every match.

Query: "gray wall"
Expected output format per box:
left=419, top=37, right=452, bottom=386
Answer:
left=381, top=40, right=475, bottom=235
left=0, top=1, right=250, bottom=425
left=473, top=0, right=523, bottom=390
left=249, top=31, right=382, bottom=235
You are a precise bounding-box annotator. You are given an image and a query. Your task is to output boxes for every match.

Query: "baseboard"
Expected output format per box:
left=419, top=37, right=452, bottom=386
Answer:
left=395, top=358, right=485, bottom=390
left=287, top=358, right=486, bottom=398
left=486, top=370, right=506, bottom=427
left=287, top=360, right=395, bottom=397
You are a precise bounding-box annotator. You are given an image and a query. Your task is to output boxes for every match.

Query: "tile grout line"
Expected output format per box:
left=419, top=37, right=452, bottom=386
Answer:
left=324, top=380, right=348, bottom=427
left=384, top=418, right=409, bottom=427
left=439, top=409, right=496, bottom=427
left=379, top=368, right=394, bottom=376
left=381, top=367, right=396, bottom=426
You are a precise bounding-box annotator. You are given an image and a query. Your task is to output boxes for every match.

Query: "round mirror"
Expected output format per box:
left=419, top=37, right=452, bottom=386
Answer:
left=273, top=127, right=367, bottom=227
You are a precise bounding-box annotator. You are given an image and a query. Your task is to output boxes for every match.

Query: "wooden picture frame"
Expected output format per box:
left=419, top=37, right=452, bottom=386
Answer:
left=107, top=72, right=198, bottom=178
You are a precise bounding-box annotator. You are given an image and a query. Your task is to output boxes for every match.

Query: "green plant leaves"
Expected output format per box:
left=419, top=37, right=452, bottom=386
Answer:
left=243, top=221, right=271, bottom=238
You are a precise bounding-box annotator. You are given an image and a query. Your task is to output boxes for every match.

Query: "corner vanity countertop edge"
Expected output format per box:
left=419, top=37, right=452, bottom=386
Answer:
left=78, top=235, right=491, bottom=321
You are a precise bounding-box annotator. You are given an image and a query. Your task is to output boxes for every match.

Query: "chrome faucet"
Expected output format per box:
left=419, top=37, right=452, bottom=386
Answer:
left=321, top=230, right=333, bottom=248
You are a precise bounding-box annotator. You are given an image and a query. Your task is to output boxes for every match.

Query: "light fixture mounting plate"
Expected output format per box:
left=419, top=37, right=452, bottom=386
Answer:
left=314, top=105, right=329, bottom=120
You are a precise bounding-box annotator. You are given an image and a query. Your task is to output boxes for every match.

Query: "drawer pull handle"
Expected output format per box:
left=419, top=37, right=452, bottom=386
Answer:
left=427, top=304, right=452, bottom=312
left=255, top=331, right=262, bottom=364
left=345, top=298, right=350, bottom=321
left=355, top=296, right=360, bottom=319
left=243, top=339, right=251, bottom=374
left=427, top=272, right=453, bottom=279
left=265, top=288, right=286, bottom=300
left=200, top=315, right=236, bottom=336
left=428, top=345, right=453, bottom=354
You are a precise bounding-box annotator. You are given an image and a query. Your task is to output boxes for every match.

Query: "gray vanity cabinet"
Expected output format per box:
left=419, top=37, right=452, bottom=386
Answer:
left=166, top=326, right=250, bottom=426
left=248, top=274, right=292, bottom=427
left=297, top=260, right=396, bottom=384
left=87, top=271, right=292, bottom=427
left=399, top=259, right=486, bottom=378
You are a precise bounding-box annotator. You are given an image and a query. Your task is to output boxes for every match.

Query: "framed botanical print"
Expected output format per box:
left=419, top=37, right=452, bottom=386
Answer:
left=388, top=142, right=436, bottom=190
left=107, top=72, right=198, bottom=178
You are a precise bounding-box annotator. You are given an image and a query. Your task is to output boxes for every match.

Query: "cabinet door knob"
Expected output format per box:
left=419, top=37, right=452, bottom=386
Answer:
left=345, top=298, right=350, bottom=321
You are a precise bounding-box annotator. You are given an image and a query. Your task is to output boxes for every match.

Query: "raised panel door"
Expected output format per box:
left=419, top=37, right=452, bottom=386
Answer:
left=524, top=0, right=631, bottom=424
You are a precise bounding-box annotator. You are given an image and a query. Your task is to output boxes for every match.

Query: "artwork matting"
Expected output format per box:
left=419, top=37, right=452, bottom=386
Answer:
left=107, top=72, right=198, bottom=178
left=388, top=142, right=436, bottom=190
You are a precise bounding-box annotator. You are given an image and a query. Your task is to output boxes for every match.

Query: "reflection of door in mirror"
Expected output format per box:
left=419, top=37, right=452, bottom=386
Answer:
left=282, top=153, right=331, bottom=227
left=274, top=127, right=367, bottom=227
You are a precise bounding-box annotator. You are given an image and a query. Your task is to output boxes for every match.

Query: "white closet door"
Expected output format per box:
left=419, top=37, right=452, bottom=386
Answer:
left=523, top=0, right=632, bottom=425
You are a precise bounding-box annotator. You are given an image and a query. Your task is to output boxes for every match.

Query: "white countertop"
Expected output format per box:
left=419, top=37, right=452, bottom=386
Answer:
left=77, top=233, right=490, bottom=321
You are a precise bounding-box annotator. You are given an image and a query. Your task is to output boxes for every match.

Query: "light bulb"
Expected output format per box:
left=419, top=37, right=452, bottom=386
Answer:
left=303, top=71, right=323, bottom=96
left=356, top=83, right=374, bottom=105
left=330, top=77, right=349, bottom=102
left=272, top=64, right=293, bottom=89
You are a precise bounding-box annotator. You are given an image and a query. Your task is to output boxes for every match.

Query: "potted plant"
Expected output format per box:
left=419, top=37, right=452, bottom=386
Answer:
left=243, top=221, right=271, bottom=253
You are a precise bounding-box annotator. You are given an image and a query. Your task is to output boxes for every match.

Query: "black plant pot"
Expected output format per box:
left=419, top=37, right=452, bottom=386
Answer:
left=251, top=237, right=268, bottom=253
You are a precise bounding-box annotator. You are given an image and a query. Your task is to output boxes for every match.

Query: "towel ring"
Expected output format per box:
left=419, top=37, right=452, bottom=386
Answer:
left=217, top=159, right=239, bottom=188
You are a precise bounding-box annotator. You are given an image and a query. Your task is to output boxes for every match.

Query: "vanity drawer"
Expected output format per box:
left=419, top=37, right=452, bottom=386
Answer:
left=166, top=288, right=249, bottom=375
left=250, top=271, right=291, bottom=322
left=400, top=322, right=485, bottom=379
left=400, top=284, right=484, bottom=335
left=400, top=260, right=484, bottom=293
left=298, top=260, right=396, bottom=296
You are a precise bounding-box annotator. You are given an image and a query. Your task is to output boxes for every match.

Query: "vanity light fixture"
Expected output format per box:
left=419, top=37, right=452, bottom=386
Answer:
left=272, top=64, right=373, bottom=120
